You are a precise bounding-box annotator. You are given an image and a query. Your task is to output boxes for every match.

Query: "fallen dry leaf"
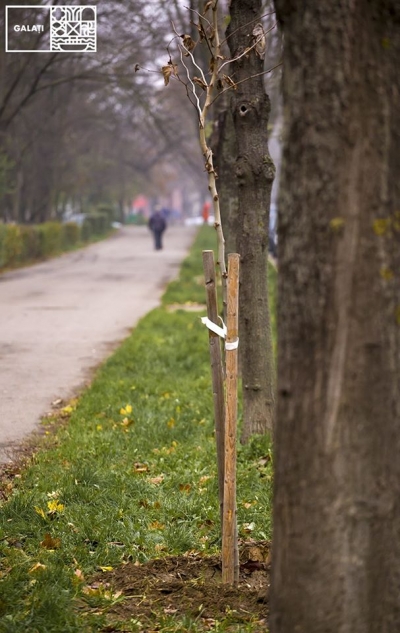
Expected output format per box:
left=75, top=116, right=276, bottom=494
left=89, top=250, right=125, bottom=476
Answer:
left=199, top=475, right=211, bottom=484
left=40, top=533, right=61, bottom=549
left=29, top=562, right=46, bottom=573
left=133, top=462, right=149, bottom=473
left=82, top=584, right=96, bottom=594
left=149, top=521, right=165, bottom=530
left=149, top=475, right=164, bottom=485
left=61, top=405, right=74, bottom=416
left=34, top=506, right=46, bottom=519
left=120, top=404, right=132, bottom=415
left=155, top=544, right=167, bottom=552
left=47, top=500, right=64, bottom=515
left=120, top=417, right=134, bottom=427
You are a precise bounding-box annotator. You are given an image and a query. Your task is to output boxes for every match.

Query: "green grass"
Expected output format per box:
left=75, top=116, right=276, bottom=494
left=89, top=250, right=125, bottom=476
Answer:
left=0, top=226, right=276, bottom=632
left=268, top=262, right=277, bottom=354
left=162, top=226, right=218, bottom=306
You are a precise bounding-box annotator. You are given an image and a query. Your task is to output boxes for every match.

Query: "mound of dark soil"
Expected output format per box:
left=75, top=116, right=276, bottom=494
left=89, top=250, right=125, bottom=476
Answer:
left=84, top=541, right=270, bottom=632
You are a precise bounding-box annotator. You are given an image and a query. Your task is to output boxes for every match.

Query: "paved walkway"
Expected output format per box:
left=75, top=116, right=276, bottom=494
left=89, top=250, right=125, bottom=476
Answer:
left=0, top=225, right=196, bottom=462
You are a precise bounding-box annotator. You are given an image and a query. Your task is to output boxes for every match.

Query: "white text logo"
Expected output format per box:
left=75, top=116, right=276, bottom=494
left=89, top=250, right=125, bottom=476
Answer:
left=5, top=5, right=97, bottom=53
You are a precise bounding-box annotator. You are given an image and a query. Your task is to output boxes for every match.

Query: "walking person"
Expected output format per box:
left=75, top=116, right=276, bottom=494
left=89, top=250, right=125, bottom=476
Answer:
left=148, top=206, right=167, bottom=250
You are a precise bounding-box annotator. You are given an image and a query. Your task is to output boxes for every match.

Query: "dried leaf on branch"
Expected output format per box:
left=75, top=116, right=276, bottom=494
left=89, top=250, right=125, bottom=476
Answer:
left=181, top=34, right=196, bottom=54
left=161, top=62, right=178, bottom=86
left=252, top=23, right=266, bottom=60
left=193, top=76, right=208, bottom=91
left=222, top=75, right=237, bottom=90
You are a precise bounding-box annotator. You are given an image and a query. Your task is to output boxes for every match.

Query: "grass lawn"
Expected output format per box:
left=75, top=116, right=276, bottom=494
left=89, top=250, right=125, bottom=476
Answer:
left=0, top=226, right=275, bottom=633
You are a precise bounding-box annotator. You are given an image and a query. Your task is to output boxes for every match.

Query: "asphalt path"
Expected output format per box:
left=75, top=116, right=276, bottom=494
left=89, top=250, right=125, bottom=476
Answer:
left=0, top=225, right=196, bottom=463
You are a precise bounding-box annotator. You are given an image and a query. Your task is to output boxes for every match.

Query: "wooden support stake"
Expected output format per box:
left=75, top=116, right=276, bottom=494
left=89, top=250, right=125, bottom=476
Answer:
left=222, top=253, right=240, bottom=585
left=202, top=250, right=225, bottom=530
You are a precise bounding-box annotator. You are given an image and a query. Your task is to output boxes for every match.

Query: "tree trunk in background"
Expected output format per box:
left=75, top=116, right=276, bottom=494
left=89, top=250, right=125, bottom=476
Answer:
left=14, top=164, right=23, bottom=223
left=210, top=5, right=239, bottom=257
left=212, top=108, right=238, bottom=256
left=271, top=1, right=400, bottom=631
left=227, top=0, right=276, bottom=442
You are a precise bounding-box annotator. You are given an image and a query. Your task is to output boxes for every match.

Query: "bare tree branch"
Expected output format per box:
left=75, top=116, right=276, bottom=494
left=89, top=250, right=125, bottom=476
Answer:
left=209, top=62, right=282, bottom=106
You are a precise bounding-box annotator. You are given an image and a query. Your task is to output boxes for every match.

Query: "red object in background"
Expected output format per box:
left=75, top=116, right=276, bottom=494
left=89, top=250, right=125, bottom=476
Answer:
left=202, top=201, right=211, bottom=224
left=132, top=194, right=150, bottom=218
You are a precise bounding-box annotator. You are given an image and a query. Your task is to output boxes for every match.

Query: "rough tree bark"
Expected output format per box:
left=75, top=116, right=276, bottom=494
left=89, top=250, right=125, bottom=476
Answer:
left=212, top=108, right=239, bottom=257
left=227, top=0, right=276, bottom=442
left=271, top=1, right=400, bottom=631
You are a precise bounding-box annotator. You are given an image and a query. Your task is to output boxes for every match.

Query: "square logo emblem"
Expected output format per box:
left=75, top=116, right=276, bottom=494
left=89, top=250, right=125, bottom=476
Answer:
left=5, top=5, right=97, bottom=52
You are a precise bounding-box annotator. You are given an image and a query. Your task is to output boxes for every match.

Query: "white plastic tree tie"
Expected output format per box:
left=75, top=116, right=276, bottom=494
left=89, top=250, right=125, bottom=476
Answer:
left=201, top=316, right=226, bottom=338
left=201, top=316, right=239, bottom=350
left=225, top=339, right=239, bottom=351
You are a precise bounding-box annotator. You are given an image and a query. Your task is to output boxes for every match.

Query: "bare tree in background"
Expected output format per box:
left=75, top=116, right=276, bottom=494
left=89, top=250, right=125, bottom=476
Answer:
left=0, top=0, right=204, bottom=222
left=271, top=1, right=400, bottom=631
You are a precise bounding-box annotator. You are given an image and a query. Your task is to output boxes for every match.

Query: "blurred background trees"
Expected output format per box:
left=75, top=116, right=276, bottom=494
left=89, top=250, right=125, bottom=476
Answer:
left=1, top=0, right=284, bottom=444
left=0, top=0, right=206, bottom=223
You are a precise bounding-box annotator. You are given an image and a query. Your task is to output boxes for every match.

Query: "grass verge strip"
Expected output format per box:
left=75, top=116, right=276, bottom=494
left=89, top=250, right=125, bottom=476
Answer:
left=0, top=226, right=274, bottom=632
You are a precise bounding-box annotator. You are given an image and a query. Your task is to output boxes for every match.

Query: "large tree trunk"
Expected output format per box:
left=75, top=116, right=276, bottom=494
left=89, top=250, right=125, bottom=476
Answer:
left=271, top=1, right=400, bottom=631
left=227, top=0, right=276, bottom=442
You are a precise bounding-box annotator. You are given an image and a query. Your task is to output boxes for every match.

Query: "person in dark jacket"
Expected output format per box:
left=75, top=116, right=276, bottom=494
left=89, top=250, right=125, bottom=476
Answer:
left=148, top=207, right=167, bottom=250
